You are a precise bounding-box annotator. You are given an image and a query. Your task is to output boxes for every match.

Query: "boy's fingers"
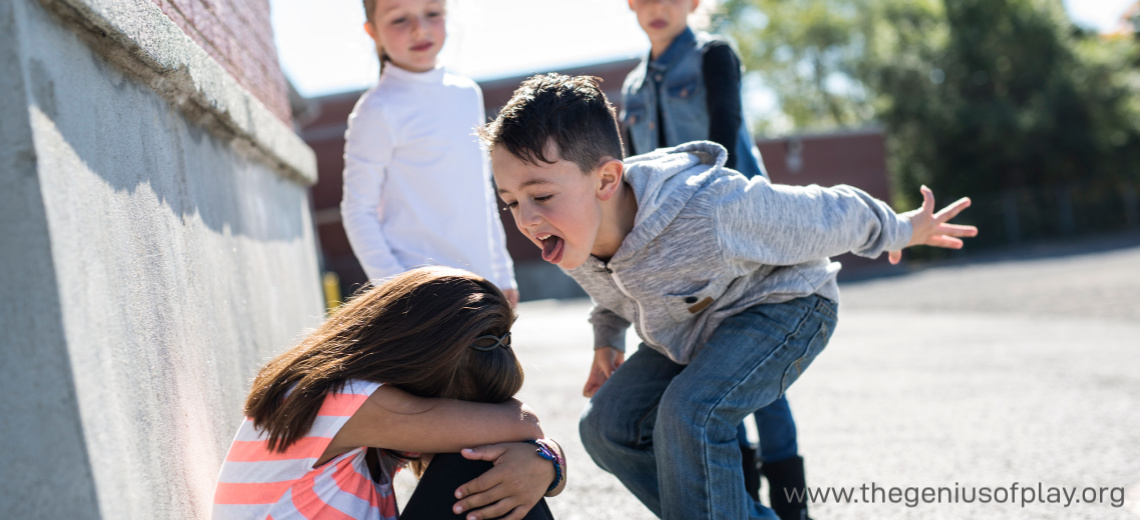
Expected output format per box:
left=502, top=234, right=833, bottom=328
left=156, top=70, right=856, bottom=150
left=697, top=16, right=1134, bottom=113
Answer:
left=601, top=350, right=624, bottom=375
left=583, top=364, right=606, bottom=396
left=585, top=370, right=608, bottom=396
left=920, top=185, right=935, bottom=213
left=934, top=197, right=972, bottom=221
left=940, top=223, right=978, bottom=237
left=594, top=360, right=613, bottom=380
left=583, top=379, right=600, bottom=397
left=888, top=250, right=902, bottom=264
left=927, top=236, right=964, bottom=249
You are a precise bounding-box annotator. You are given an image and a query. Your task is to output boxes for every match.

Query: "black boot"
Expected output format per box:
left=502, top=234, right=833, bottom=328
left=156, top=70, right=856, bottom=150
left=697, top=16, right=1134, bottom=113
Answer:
left=740, top=443, right=761, bottom=501
left=762, top=455, right=812, bottom=520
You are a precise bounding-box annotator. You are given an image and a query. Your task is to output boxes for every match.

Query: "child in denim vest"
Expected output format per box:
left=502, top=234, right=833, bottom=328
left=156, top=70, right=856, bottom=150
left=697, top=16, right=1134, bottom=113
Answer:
left=621, top=0, right=764, bottom=179
left=484, top=74, right=976, bottom=520
left=621, top=1, right=800, bottom=517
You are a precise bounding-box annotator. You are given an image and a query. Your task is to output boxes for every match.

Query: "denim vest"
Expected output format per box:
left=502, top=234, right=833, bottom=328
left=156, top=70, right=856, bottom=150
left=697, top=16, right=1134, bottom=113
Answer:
left=621, top=27, right=766, bottom=179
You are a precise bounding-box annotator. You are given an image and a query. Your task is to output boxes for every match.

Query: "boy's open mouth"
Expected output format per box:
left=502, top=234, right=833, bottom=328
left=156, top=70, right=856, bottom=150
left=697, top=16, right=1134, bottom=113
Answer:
left=537, top=234, right=565, bottom=264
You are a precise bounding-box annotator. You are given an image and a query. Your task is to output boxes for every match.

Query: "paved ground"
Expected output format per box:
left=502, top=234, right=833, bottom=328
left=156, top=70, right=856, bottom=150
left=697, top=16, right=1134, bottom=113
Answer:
left=397, top=237, right=1140, bottom=519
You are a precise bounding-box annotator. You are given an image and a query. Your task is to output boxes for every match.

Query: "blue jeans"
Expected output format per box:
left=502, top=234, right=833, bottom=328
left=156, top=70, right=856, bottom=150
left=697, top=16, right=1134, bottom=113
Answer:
left=737, top=396, right=799, bottom=463
left=579, top=295, right=837, bottom=519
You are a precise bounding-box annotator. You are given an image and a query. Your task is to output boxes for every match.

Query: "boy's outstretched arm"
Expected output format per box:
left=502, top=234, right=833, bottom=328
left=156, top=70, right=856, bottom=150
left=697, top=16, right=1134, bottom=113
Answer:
left=888, top=186, right=978, bottom=264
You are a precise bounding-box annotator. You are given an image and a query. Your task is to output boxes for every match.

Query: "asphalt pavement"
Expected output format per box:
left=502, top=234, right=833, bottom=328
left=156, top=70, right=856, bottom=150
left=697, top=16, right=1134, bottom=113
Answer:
left=397, top=237, right=1140, bottom=519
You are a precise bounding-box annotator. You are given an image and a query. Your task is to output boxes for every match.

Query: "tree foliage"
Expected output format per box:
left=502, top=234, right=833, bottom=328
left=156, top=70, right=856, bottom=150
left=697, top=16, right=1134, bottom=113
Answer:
left=719, top=0, right=1140, bottom=209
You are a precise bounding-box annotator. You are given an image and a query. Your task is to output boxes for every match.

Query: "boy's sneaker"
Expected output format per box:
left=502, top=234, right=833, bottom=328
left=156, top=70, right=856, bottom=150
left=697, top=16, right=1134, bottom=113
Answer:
left=762, top=455, right=813, bottom=520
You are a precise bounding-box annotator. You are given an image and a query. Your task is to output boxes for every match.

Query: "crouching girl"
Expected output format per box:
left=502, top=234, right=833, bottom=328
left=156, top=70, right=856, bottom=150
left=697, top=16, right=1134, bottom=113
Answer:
left=213, top=267, right=565, bottom=520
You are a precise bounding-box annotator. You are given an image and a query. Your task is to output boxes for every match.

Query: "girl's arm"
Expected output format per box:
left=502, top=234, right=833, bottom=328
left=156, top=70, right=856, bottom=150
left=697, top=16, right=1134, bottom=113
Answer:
left=322, top=384, right=543, bottom=461
left=328, top=386, right=562, bottom=520
left=341, top=98, right=405, bottom=280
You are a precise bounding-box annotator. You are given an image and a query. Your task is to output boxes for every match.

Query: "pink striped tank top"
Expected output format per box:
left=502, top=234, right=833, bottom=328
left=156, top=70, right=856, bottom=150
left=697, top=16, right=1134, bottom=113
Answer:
left=213, top=380, right=400, bottom=520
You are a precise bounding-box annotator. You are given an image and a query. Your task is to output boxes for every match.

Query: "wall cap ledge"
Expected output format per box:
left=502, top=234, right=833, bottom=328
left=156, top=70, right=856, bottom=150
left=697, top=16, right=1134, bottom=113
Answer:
left=38, top=0, right=317, bottom=185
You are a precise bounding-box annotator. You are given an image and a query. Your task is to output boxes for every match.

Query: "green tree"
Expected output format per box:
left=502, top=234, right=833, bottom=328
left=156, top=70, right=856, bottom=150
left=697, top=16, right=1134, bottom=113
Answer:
left=720, top=0, right=1140, bottom=215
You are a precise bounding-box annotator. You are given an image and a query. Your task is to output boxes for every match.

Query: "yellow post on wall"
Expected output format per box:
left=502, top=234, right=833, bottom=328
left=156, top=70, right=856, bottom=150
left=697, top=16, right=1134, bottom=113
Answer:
left=322, top=272, right=342, bottom=314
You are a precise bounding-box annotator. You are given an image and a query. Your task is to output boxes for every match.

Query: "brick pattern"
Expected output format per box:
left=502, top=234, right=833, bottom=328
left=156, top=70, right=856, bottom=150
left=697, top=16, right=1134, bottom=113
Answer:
left=151, top=0, right=292, bottom=123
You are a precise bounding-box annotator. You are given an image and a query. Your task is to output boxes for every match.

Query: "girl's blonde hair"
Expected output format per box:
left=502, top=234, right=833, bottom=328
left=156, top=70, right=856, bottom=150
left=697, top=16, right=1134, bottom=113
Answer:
left=245, top=266, right=522, bottom=452
left=362, top=0, right=389, bottom=68
left=363, top=0, right=378, bottom=23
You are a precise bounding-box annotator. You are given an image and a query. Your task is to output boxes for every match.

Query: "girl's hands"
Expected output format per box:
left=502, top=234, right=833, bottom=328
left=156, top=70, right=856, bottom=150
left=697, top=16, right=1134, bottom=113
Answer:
left=583, top=346, right=624, bottom=397
left=889, top=185, right=978, bottom=264
left=452, top=442, right=559, bottom=520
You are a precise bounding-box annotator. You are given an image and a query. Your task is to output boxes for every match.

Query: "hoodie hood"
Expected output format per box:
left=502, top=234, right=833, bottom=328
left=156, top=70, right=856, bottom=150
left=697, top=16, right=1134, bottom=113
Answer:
left=612, top=141, right=731, bottom=262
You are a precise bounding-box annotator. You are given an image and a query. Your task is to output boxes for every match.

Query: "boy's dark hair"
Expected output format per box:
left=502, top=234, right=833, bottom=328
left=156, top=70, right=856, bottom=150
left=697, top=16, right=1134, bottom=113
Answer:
left=480, top=74, right=624, bottom=172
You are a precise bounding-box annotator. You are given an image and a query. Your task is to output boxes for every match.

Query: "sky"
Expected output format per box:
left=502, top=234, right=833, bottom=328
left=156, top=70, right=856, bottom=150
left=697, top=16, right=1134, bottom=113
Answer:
left=270, top=0, right=647, bottom=98
left=270, top=0, right=1137, bottom=100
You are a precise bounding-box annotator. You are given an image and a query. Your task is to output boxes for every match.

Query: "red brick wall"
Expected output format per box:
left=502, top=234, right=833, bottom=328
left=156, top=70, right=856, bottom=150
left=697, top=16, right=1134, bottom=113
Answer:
left=757, top=131, right=892, bottom=203
left=756, top=130, right=897, bottom=275
left=151, top=0, right=292, bottom=123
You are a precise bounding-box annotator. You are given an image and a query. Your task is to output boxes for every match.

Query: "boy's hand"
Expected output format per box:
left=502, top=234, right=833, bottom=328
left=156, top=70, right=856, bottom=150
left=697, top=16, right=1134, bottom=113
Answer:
left=503, top=289, right=519, bottom=309
left=889, top=185, right=978, bottom=264
left=453, top=442, right=553, bottom=520
left=583, top=347, right=624, bottom=397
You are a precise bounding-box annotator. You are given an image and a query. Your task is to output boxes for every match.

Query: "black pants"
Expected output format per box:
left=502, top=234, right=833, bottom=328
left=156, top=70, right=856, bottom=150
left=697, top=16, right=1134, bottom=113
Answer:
left=400, top=453, right=555, bottom=520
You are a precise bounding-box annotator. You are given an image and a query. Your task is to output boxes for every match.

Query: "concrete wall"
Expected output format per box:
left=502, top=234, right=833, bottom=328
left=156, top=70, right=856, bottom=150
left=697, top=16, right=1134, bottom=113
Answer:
left=0, top=0, right=321, bottom=518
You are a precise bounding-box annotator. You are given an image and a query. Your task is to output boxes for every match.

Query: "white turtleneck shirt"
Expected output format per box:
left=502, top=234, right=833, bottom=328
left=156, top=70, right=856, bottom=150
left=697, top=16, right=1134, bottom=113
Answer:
left=340, top=65, right=516, bottom=290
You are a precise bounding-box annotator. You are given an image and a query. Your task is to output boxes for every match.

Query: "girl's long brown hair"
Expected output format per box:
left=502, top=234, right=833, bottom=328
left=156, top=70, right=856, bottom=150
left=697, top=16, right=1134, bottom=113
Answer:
left=245, top=266, right=522, bottom=452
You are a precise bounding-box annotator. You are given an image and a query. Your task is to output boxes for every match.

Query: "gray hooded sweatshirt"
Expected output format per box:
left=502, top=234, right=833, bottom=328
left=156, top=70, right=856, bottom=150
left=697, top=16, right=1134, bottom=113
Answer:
left=564, top=141, right=913, bottom=365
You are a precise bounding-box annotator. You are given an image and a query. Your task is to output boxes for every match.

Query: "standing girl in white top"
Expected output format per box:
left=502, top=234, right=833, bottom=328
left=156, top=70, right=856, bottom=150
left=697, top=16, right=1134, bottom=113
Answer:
left=342, top=0, right=518, bottom=305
